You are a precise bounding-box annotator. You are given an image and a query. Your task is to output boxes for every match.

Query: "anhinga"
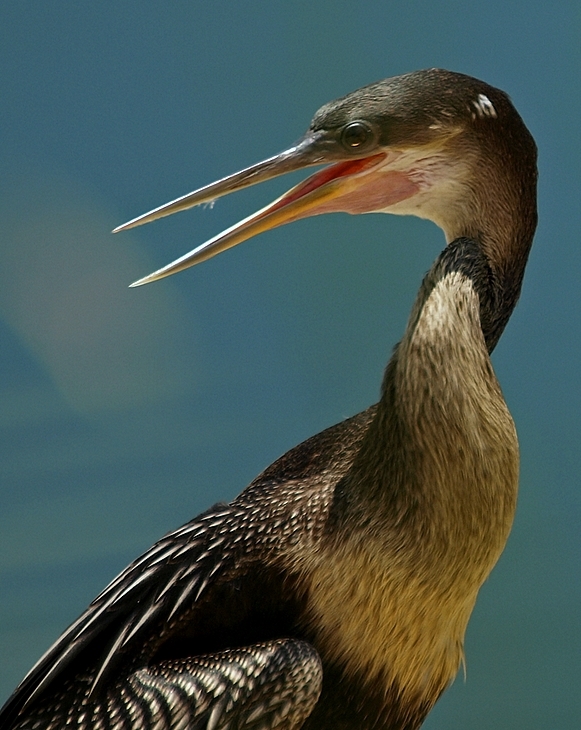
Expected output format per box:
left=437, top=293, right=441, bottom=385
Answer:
left=0, top=69, right=537, bottom=730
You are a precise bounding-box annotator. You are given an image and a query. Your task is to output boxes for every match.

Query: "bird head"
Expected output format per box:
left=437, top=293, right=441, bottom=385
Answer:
left=115, top=69, right=536, bottom=286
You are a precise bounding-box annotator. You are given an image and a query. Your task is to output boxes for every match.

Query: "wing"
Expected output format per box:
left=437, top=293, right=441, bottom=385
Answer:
left=11, top=640, right=322, bottom=730
left=1, top=502, right=241, bottom=726
left=1, top=406, right=377, bottom=729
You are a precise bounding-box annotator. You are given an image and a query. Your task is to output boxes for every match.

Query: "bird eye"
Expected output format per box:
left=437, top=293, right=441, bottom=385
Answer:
left=341, top=121, right=374, bottom=150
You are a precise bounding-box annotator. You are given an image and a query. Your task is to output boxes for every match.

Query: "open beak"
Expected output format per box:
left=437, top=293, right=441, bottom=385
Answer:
left=114, top=133, right=390, bottom=287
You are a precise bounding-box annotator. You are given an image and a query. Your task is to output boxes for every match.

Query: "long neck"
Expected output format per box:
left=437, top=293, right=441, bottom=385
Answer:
left=334, top=232, right=525, bottom=530
left=321, top=232, right=523, bottom=725
left=331, top=136, right=537, bottom=515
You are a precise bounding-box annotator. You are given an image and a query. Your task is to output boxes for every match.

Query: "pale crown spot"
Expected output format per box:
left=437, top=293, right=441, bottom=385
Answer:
left=472, top=94, right=497, bottom=119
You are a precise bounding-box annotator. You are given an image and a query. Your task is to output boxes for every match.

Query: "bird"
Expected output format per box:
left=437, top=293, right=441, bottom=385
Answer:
left=0, top=68, right=537, bottom=730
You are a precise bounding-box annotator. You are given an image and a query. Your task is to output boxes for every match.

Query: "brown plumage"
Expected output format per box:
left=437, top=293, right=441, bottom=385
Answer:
left=0, top=69, right=537, bottom=730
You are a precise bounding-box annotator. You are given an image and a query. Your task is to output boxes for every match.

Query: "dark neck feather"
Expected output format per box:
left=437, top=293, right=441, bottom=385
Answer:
left=410, top=236, right=518, bottom=353
left=413, top=122, right=538, bottom=353
left=459, top=100, right=538, bottom=347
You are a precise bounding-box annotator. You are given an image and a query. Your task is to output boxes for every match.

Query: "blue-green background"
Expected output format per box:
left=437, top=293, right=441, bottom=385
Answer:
left=0, top=3, right=579, bottom=727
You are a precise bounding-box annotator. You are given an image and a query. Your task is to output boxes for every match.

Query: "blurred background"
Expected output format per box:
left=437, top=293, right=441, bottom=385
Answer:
left=0, top=2, right=579, bottom=727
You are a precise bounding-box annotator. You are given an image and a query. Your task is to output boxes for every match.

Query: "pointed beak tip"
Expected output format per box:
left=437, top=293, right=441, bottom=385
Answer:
left=112, top=221, right=135, bottom=234
left=128, top=276, right=151, bottom=288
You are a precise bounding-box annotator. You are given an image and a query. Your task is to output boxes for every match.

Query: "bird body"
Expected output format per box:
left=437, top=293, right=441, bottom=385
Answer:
left=0, top=69, right=536, bottom=730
